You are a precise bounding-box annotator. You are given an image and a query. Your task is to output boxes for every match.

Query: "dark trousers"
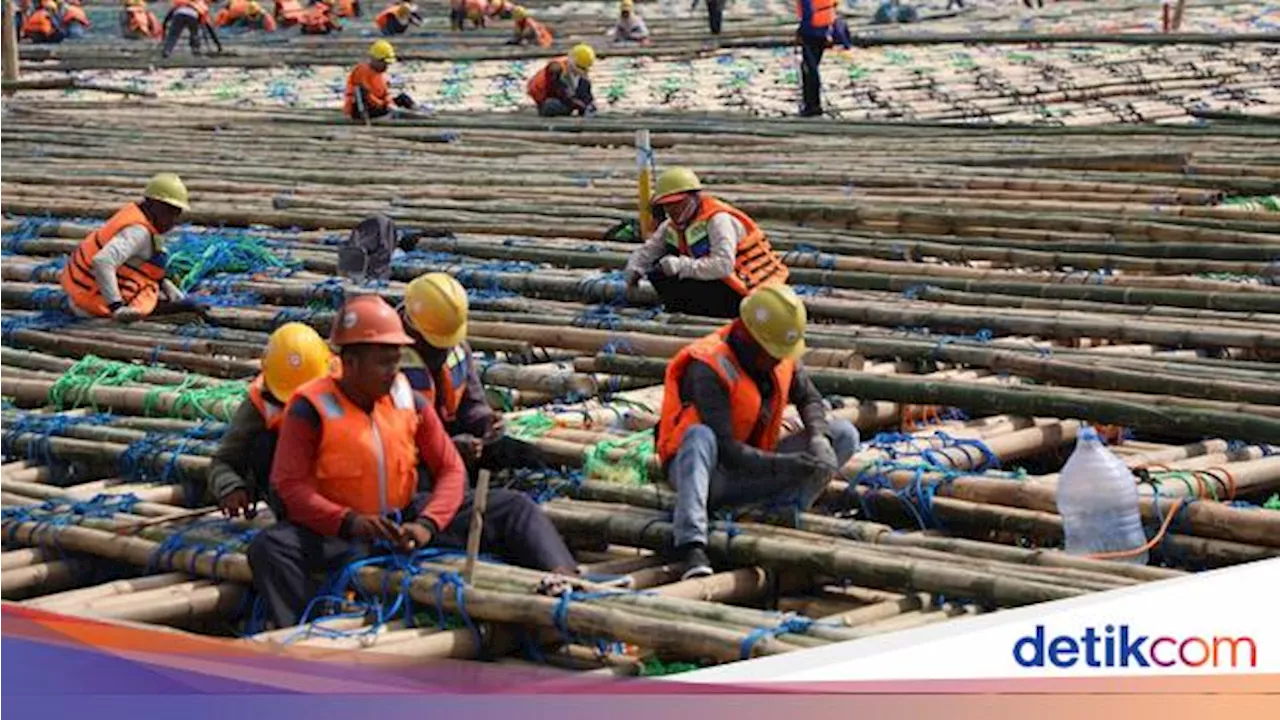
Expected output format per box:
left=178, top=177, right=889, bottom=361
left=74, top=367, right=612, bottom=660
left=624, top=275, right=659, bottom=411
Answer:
left=162, top=14, right=202, bottom=57
left=469, top=436, right=549, bottom=482
left=647, top=270, right=744, bottom=319
left=248, top=488, right=578, bottom=628
left=707, top=0, right=723, bottom=34
left=537, top=78, right=595, bottom=117
left=799, top=34, right=827, bottom=117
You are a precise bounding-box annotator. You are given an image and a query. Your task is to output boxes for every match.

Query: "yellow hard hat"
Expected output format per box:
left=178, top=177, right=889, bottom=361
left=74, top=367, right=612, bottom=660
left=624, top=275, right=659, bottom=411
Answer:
left=512, top=5, right=527, bottom=20
left=652, top=166, right=703, bottom=204
left=569, top=43, right=596, bottom=71
left=41, top=0, right=56, bottom=10
left=369, top=39, right=396, bottom=62
left=405, top=272, right=469, bottom=349
left=144, top=172, right=190, bottom=211
left=620, top=0, right=633, bottom=10
left=740, top=284, right=807, bottom=361
left=262, top=322, right=333, bottom=400
left=247, top=1, right=262, bottom=14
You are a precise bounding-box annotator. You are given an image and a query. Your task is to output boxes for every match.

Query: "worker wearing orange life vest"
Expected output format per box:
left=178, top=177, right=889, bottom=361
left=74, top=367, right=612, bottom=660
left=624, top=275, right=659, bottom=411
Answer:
left=209, top=323, right=333, bottom=519
left=273, top=0, right=304, bottom=26
left=121, top=0, right=163, bottom=39
left=333, top=0, right=360, bottom=17
left=484, top=0, right=512, bottom=20
left=507, top=5, right=550, bottom=45
left=400, top=273, right=550, bottom=480
left=526, top=43, right=595, bottom=117
left=248, top=295, right=578, bottom=628
left=625, top=167, right=788, bottom=319
left=448, top=0, right=484, bottom=29
left=374, top=0, right=420, bottom=35
left=298, top=0, right=340, bottom=33
left=216, top=0, right=277, bottom=30
left=20, top=1, right=65, bottom=43
left=657, top=285, right=859, bottom=579
left=161, top=0, right=222, bottom=57
left=796, top=0, right=836, bottom=116
left=59, top=173, right=190, bottom=322
left=59, top=0, right=90, bottom=37
left=345, top=40, right=415, bottom=121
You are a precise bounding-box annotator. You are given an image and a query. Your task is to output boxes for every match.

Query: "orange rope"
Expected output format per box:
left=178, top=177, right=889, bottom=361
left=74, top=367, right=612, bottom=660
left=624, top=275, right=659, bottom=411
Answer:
left=1086, top=497, right=1183, bottom=561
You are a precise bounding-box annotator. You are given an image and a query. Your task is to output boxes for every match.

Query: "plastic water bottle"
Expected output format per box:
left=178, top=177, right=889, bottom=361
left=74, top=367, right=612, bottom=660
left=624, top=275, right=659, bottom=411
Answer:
left=1056, top=427, right=1149, bottom=564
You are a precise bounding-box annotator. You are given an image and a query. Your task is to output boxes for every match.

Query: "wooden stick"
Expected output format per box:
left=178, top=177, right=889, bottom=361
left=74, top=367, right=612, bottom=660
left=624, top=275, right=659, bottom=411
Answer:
left=462, top=469, right=492, bottom=585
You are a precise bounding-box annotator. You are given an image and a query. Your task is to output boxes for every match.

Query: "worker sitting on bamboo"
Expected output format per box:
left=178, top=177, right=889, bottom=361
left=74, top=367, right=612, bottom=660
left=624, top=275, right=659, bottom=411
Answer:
left=508, top=5, right=551, bottom=46
left=19, top=1, right=66, bottom=43
left=209, top=323, right=332, bottom=520
left=374, top=0, right=421, bottom=35
left=400, top=273, right=551, bottom=480
left=161, top=0, right=223, bottom=57
left=216, top=0, right=277, bottom=30
left=249, top=295, right=579, bottom=628
left=607, top=0, right=648, bottom=43
left=526, top=43, right=596, bottom=117
left=121, top=0, right=163, bottom=39
left=58, top=173, right=190, bottom=323
left=344, top=40, right=416, bottom=121
left=625, top=167, right=789, bottom=319
left=59, top=0, right=90, bottom=38
left=658, top=285, right=859, bottom=579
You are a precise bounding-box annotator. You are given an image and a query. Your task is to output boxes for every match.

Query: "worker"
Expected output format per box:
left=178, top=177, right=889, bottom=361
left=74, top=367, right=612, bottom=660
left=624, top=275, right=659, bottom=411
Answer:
left=705, top=0, right=723, bottom=35
left=448, top=0, right=484, bottom=30
left=796, top=0, right=836, bottom=116
left=333, top=0, right=360, bottom=17
left=624, top=167, right=788, bottom=319
left=217, top=0, right=277, bottom=29
left=161, top=0, right=222, bottom=57
left=400, top=273, right=550, bottom=479
left=374, top=0, right=420, bottom=35
left=248, top=295, right=580, bottom=628
left=508, top=5, right=551, bottom=46
left=345, top=39, right=416, bottom=121
left=20, top=1, right=64, bottom=43
left=273, top=0, right=304, bottom=26
left=59, top=0, right=90, bottom=38
left=607, top=0, right=648, bottom=43
left=484, top=0, right=512, bottom=20
left=298, top=0, right=340, bottom=33
left=209, top=323, right=333, bottom=519
left=526, top=43, right=595, bottom=117
left=121, top=0, right=163, bottom=39
left=657, top=285, right=859, bottom=579
left=59, top=173, right=190, bottom=322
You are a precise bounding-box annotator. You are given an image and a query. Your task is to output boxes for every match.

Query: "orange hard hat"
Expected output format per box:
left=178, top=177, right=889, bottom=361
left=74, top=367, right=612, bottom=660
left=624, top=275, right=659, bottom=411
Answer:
left=329, top=294, right=414, bottom=347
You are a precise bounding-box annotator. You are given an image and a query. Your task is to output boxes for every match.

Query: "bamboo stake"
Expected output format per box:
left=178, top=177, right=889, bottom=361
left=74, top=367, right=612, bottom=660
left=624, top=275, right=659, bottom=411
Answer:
left=463, top=470, right=492, bottom=585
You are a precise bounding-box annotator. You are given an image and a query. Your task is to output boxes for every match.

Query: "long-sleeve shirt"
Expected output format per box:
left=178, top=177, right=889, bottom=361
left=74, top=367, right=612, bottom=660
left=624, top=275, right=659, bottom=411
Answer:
left=624, top=211, right=745, bottom=281
left=345, top=62, right=390, bottom=118
left=608, top=14, right=648, bottom=41
left=406, top=327, right=494, bottom=439
left=73, top=225, right=183, bottom=317
left=270, top=388, right=466, bottom=537
left=208, top=398, right=269, bottom=501
left=679, top=327, right=828, bottom=475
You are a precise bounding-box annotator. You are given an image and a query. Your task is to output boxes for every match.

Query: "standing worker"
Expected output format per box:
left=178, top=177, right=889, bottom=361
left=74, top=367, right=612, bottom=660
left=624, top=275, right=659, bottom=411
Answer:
left=507, top=5, right=551, bottom=46
left=19, top=1, right=65, bottom=43
left=624, top=167, right=789, bottom=318
left=248, top=295, right=581, bottom=628
left=526, top=43, right=596, bottom=117
left=209, top=323, right=333, bottom=519
left=344, top=39, right=416, bottom=121
left=796, top=0, right=836, bottom=117
left=161, top=0, right=223, bottom=57
left=607, top=0, right=648, bottom=43
left=59, top=173, right=190, bottom=322
left=400, top=273, right=550, bottom=479
left=657, top=285, right=860, bottom=578
left=374, top=0, right=420, bottom=35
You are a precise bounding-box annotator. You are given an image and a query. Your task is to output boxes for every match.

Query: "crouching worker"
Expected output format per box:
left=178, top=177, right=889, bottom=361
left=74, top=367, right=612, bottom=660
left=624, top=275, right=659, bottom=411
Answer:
left=400, top=273, right=549, bottom=480
left=657, top=285, right=859, bottom=579
left=526, top=43, right=596, bottom=117
left=248, top=295, right=579, bottom=628
left=59, top=173, right=190, bottom=323
left=345, top=39, right=416, bottom=121
left=209, top=323, right=332, bottom=519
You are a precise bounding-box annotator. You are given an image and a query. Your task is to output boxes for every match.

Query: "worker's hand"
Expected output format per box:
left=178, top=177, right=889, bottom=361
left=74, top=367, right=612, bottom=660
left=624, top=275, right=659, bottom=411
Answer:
left=112, top=305, right=145, bottom=323
left=350, top=514, right=401, bottom=542
left=394, top=92, right=416, bottom=109
left=657, top=255, right=682, bottom=278
left=453, top=434, right=484, bottom=461
left=624, top=268, right=643, bottom=290
left=398, top=522, right=433, bottom=551
left=483, top=415, right=506, bottom=444
left=218, top=489, right=255, bottom=519
left=809, top=434, right=839, bottom=473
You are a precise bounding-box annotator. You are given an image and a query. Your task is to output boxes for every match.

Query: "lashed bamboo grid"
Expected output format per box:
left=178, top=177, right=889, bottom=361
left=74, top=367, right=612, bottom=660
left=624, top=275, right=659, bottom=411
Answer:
left=2, top=0, right=1280, bottom=677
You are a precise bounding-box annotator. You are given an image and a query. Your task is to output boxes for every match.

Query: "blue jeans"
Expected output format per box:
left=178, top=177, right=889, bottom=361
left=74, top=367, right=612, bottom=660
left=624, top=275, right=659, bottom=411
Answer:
left=670, top=419, right=859, bottom=547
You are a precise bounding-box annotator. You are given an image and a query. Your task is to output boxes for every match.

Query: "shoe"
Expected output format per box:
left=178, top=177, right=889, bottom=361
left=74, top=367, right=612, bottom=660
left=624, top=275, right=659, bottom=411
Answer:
left=680, top=544, right=713, bottom=580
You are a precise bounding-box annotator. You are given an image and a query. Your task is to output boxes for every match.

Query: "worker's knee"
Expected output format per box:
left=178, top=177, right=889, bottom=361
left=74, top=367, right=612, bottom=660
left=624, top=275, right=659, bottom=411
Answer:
left=827, top=419, right=860, bottom=465
left=247, top=524, right=299, bottom=569
left=488, top=488, right=539, bottom=519
left=674, top=424, right=718, bottom=470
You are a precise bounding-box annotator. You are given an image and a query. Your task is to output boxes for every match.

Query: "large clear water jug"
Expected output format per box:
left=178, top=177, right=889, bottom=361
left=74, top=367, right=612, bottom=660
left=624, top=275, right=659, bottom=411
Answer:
left=1056, top=427, right=1149, bottom=564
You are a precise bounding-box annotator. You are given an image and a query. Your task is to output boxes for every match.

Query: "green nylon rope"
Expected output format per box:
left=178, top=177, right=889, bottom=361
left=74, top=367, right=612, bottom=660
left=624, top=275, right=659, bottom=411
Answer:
left=48, top=355, right=148, bottom=410
left=46, top=354, right=246, bottom=421
left=582, top=429, right=655, bottom=486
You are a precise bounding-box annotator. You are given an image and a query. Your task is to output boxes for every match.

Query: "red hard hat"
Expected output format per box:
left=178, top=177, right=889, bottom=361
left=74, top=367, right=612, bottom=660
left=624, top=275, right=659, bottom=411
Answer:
left=329, top=294, right=414, bottom=347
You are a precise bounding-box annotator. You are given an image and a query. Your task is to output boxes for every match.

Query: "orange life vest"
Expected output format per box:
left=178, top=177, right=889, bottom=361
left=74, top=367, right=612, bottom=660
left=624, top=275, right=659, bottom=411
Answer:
left=796, top=0, right=836, bottom=28
left=656, top=326, right=795, bottom=465
left=374, top=4, right=404, bottom=31
left=61, top=5, right=90, bottom=27
left=124, top=6, right=163, bottom=38
left=526, top=56, right=568, bottom=104
left=59, top=203, right=167, bottom=318
left=297, top=374, right=420, bottom=516
left=662, top=196, right=788, bottom=297
left=334, top=0, right=358, bottom=17
left=299, top=3, right=335, bottom=32
left=345, top=61, right=389, bottom=118
left=516, top=16, right=552, bottom=46
left=400, top=345, right=469, bottom=424
left=275, top=0, right=304, bottom=22
left=173, top=0, right=211, bottom=22
left=247, top=375, right=287, bottom=431
left=20, top=9, right=55, bottom=37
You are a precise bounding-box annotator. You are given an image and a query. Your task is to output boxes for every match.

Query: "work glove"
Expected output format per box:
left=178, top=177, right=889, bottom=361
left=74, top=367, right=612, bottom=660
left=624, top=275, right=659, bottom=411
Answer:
left=112, top=305, right=144, bottom=323
left=394, top=92, right=415, bottom=109
left=809, top=434, right=840, bottom=474
left=657, top=255, right=683, bottom=278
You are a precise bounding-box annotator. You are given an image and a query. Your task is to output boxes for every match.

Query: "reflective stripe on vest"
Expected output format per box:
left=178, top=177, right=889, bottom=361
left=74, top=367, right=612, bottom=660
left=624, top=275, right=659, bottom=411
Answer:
left=655, top=326, right=795, bottom=464
left=399, top=345, right=468, bottom=423
left=59, top=203, right=165, bottom=318
left=247, top=375, right=285, bottom=431
left=796, top=0, right=836, bottom=28
left=661, top=196, right=788, bottom=296
left=300, top=374, right=419, bottom=516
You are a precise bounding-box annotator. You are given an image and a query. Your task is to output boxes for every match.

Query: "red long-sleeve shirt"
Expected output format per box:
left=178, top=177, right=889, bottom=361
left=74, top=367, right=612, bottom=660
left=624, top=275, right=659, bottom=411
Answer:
left=270, top=388, right=466, bottom=537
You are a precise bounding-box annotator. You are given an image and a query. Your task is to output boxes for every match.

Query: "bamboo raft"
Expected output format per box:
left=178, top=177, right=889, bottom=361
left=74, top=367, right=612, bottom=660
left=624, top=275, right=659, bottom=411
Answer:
left=2, top=0, right=1279, bottom=679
